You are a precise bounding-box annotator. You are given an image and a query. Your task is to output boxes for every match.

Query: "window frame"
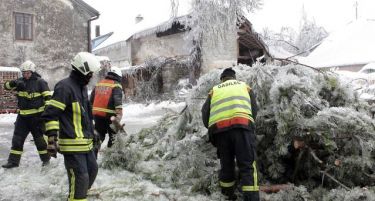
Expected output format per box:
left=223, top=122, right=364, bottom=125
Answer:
left=14, top=12, right=34, bottom=41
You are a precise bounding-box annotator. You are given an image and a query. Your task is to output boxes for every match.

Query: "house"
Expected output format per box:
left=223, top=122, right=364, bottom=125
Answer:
left=93, top=11, right=269, bottom=97
left=0, top=0, right=99, bottom=86
left=299, top=19, right=375, bottom=71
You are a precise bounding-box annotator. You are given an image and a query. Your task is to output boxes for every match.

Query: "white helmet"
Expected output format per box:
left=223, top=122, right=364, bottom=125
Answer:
left=20, top=60, right=36, bottom=72
left=71, top=52, right=101, bottom=76
left=109, top=66, right=122, bottom=77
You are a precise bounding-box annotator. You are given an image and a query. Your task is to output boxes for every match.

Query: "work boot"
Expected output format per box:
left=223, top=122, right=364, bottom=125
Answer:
left=2, top=162, right=19, bottom=169
left=243, top=192, right=260, bottom=201
left=222, top=187, right=237, bottom=200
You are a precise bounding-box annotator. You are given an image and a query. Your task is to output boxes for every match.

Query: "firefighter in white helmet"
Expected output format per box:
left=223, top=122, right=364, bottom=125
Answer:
left=2, top=60, right=51, bottom=169
left=41, top=52, right=100, bottom=201
left=90, top=66, right=124, bottom=158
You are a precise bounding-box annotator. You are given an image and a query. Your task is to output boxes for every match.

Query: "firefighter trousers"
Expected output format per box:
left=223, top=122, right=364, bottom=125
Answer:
left=64, top=150, right=98, bottom=201
left=94, top=116, right=116, bottom=148
left=217, top=128, right=260, bottom=201
left=7, top=114, right=49, bottom=165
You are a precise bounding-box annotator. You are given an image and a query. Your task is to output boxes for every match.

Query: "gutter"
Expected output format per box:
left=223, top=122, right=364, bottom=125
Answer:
left=87, top=15, right=99, bottom=52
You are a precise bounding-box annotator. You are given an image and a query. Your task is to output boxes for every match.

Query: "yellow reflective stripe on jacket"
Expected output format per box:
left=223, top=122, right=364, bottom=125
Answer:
left=93, top=107, right=116, bottom=114
left=10, top=150, right=23, bottom=155
left=45, top=121, right=59, bottom=131
left=72, top=102, right=84, bottom=138
left=46, top=99, right=66, bottom=110
left=219, top=180, right=235, bottom=188
left=38, top=150, right=48, bottom=154
left=58, top=138, right=93, bottom=145
left=208, top=80, right=253, bottom=127
left=115, top=105, right=123, bottom=109
left=18, top=91, right=42, bottom=98
left=242, top=161, right=259, bottom=192
left=42, top=91, right=52, bottom=97
left=58, top=143, right=93, bottom=152
left=5, top=82, right=15, bottom=90
left=19, top=106, right=45, bottom=115
left=96, top=82, right=122, bottom=89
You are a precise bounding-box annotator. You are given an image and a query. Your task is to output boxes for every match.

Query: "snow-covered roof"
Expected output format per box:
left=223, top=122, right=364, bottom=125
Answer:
left=0, top=67, right=21, bottom=72
left=299, top=19, right=375, bottom=68
left=359, top=62, right=375, bottom=74
left=93, top=1, right=191, bottom=51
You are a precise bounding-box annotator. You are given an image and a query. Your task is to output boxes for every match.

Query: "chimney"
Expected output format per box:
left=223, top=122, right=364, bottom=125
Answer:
left=135, top=14, right=143, bottom=24
left=95, top=25, right=100, bottom=37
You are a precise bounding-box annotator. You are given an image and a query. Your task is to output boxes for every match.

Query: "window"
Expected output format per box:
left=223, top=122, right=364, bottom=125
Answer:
left=14, top=12, right=33, bottom=40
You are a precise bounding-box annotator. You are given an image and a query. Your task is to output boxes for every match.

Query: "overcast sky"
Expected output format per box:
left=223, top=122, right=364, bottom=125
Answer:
left=83, top=0, right=375, bottom=37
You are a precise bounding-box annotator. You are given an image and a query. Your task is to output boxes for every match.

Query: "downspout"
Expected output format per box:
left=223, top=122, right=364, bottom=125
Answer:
left=87, top=15, right=99, bottom=52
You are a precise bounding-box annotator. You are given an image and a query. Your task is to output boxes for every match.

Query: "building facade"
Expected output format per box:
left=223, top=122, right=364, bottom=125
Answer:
left=0, top=0, right=99, bottom=86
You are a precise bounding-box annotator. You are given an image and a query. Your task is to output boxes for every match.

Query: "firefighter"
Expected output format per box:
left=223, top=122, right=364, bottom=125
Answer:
left=90, top=66, right=123, bottom=157
left=41, top=52, right=100, bottom=201
left=201, top=68, right=259, bottom=201
left=2, top=60, right=51, bottom=169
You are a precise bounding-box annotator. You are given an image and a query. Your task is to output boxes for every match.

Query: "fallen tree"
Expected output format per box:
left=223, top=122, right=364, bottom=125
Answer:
left=102, top=63, right=375, bottom=200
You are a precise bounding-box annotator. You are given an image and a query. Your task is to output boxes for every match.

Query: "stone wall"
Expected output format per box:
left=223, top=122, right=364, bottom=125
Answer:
left=0, top=0, right=92, bottom=87
left=130, top=32, right=191, bottom=66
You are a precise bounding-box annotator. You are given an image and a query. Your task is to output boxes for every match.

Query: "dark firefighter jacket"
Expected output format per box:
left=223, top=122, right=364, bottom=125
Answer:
left=41, top=71, right=95, bottom=153
left=201, top=79, right=257, bottom=134
left=90, top=74, right=123, bottom=118
left=4, top=72, right=51, bottom=116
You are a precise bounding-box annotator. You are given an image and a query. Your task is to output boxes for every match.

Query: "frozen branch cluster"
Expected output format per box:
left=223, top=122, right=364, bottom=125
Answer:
left=102, top=63, right=375, bottom=200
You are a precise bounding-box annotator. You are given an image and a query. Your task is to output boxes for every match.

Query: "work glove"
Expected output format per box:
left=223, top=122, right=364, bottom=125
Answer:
left=14, top=79, right=26, bottom=90
left=110, top=116, right=125, bottom=134
left=47, top=135, right=58, bottom=158
left=93, top=129, right=102, bottom=152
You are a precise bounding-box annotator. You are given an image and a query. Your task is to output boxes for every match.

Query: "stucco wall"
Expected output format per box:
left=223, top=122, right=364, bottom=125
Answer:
left=93, top=40, right=131, bottom=67
left=130, top=32, right=191, bottom=65
left=0, top=0, right=92, bottom=86
left=200, top=31, right=238, bottom=74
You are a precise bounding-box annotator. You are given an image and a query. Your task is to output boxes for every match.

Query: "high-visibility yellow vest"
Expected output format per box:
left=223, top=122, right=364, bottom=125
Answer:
left=208, top=80, right=254, bottom=129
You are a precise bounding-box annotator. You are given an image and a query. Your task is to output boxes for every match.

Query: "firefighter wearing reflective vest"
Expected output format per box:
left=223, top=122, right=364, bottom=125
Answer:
left=41, top=52, right=100, bottom=201
left=201, top=68, right=259, bottom=201
left=2, top=60, right=51, bottom=169
left=90, top=66, right=123, bottom=157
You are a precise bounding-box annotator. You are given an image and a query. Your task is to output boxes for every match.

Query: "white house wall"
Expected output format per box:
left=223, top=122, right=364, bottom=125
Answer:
left=93, top=40, right=131, bottom=67
left=0, top=0, right=93, bottom=87
left=131, top=32, right=191, bottom=65
left=200, top=31, right=238, bottom=74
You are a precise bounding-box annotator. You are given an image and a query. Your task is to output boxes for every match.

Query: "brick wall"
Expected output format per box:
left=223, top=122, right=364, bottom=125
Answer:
left=0, top=70, right=19, bottom=113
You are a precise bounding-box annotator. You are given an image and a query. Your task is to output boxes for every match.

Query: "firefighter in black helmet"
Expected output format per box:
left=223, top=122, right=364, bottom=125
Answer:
left=201, top=68, right=259, bottom=201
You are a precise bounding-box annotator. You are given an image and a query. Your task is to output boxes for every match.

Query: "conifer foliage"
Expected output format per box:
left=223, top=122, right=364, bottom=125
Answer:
left=103, top=64, right=375, bottom=200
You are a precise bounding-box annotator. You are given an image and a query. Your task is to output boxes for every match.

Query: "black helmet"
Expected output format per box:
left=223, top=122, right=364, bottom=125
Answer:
left=220, top=68, right=236, bottom=80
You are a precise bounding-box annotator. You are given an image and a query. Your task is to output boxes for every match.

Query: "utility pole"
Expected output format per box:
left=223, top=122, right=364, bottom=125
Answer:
left=355, top=1, right=358, bottom=20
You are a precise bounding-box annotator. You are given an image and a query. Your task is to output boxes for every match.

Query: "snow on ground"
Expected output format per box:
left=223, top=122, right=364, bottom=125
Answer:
left=0, top=101, right=189, bottom=201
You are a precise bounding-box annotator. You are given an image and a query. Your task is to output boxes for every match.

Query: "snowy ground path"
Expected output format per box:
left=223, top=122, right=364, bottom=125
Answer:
left=0, top=101, right=216, bottom=201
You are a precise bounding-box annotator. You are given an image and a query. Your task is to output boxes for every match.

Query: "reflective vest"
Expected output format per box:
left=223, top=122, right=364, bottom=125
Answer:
left=92, top=79, right=120, bottom=117
left=208, top=80, right=254, bottom=129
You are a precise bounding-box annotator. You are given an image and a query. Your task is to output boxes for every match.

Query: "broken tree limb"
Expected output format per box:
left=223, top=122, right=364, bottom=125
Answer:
left=308, top=147, right=323, bottom=164
left=320, top=171, right=351, bottom=190
left=260, top=184, right=292, bottom=193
